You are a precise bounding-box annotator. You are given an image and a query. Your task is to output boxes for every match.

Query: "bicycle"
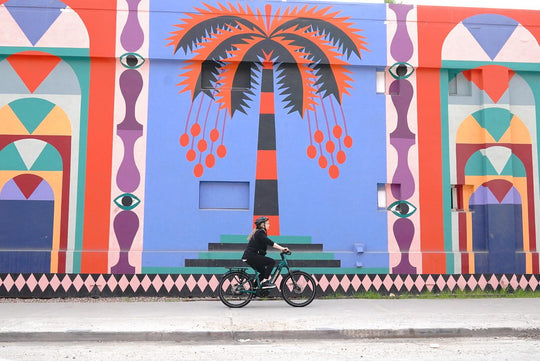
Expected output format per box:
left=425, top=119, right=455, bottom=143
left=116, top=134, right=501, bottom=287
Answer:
left=218, top=251, right=317, bottom=308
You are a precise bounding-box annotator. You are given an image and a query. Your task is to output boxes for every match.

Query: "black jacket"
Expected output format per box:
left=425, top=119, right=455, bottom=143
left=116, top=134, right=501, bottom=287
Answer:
left=243, top=228, right=274, bottom=257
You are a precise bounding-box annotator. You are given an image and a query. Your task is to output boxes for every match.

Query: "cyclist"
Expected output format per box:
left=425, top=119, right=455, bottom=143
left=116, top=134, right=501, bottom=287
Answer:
left=242, top=216, right=289, bottom=289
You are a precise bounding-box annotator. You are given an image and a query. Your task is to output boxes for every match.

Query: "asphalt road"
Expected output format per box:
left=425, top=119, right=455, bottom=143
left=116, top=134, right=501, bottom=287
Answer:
left=1, top=337, right=539, bottom=361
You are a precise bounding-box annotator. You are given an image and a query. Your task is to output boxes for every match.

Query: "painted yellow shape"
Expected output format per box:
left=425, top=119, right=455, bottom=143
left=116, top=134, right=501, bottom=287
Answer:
left=0, top=105, right=29, bottom=135
left=456, top=114, right=496, bottom=144
left=498, top=116, right=532, bottom=144
left=32, top=105, right=72, bottom=135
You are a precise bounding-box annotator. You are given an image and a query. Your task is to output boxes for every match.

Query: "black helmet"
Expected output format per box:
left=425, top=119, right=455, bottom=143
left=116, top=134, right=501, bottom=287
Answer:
left=254, top=216, right=269, bottom=227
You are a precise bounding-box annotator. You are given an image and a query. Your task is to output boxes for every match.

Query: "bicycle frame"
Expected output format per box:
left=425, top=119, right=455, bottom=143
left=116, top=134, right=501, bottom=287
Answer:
left=228, top=252, right=292, bottom=294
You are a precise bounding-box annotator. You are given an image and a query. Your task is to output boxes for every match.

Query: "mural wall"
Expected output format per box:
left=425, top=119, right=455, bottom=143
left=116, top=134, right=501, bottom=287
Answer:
left=0, top=0, right=539, bottom=297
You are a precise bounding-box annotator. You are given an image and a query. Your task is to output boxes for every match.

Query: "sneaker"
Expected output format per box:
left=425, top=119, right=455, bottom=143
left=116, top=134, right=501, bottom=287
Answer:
left=261, top=281, right=276, bottom=289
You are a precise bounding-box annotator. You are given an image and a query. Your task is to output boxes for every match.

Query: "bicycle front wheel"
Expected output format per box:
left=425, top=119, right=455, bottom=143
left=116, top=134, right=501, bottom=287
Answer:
left=280, top=271, right=316, bottom=307
left=218, top=271, right=254, bottom=308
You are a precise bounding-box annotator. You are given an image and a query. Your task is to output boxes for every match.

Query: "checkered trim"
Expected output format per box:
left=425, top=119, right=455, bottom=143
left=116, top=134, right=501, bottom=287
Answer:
left=0, top=273, right=538, bottom=298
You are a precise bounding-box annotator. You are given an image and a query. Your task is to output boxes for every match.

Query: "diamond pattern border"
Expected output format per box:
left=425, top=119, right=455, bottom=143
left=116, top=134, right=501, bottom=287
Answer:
left=0, top=273, right=538, bottom=298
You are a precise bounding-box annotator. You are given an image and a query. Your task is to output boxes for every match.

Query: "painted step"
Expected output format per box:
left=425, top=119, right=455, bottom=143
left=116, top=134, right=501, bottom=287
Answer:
left=208, top=243, right=323, bottom=251
left=220, top=235, right=313, bottom=244
left=184, top=259, right=341, bottom=268
left=196, top=251, right=335, bottom=260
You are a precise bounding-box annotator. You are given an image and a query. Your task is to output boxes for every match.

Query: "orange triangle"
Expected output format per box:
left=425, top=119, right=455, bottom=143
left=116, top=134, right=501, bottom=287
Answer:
left=33, top=106, right=71, bottom=135
left=463, top=65, right=514, bottom=103
left=7, top=51, right=61, bottom=93
left=0, top=105, right=29, bottom=135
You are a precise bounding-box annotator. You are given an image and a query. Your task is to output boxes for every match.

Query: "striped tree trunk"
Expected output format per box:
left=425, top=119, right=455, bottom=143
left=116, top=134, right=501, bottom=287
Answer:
left=253, top=60, right=279, bottom=235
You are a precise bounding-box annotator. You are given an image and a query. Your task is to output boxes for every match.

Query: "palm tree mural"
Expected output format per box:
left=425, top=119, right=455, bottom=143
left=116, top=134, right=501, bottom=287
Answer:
left=167, top=2, right=367, bottom=234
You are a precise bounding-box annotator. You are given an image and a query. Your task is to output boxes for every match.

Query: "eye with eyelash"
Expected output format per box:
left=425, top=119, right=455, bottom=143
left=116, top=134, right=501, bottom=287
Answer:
left=387, top=200, right=417, bottom=218
left=120, top=52, right=145, bottom=69
left=388, top=62, right=415, bottom=80
left=114, top=193, right=141, bottom=210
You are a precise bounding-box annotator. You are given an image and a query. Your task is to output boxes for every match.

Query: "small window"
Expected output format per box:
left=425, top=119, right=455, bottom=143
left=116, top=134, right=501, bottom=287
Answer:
left=448, top=72, right=471, bottom=97
left=199, top=181, right=250, bottom=210
left=451, top=184, right=473, bottom=212
left=376, top=70, right=386, bottom=94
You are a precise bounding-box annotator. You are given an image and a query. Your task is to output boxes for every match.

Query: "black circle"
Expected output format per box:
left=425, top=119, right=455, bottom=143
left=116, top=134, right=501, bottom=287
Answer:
left=396, top=64, right=408, bottom=77
left=126, top=55, right=139, bottom=67
left=395, top=202, right=409, bottom=215
left=121, top=196, right=133, bottom=207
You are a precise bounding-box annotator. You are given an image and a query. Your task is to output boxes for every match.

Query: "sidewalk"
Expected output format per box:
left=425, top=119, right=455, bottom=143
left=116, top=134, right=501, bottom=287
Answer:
left=0, top=298, right=538, bottom=342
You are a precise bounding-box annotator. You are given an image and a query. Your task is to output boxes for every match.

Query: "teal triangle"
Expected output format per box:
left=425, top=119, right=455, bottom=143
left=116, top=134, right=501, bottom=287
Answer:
left=500, top=154, right=526, bottom=176
left=472, top=108, right=512, bottom=142
left=31, top=144, right=62, bottom=171
left=9, top=98, right=55, bottom=134
left=0, top=143, right=28, bottom=170
left=465, top=152, right=498, bottom=176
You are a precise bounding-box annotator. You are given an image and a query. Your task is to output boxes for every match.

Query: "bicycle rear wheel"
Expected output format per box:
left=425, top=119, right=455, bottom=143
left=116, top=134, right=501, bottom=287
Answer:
left=280, top=271, right=316, bottom=307
left=218, top=271, right=254, bottom=308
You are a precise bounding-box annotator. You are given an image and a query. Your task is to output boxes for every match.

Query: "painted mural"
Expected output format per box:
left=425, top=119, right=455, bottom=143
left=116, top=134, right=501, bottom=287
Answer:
left=0, top=0, right=539, bottom=297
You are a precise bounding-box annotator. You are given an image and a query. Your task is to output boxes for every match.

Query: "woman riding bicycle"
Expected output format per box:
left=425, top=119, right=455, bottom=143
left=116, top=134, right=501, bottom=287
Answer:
left=243, top=216, right=289, bottom=289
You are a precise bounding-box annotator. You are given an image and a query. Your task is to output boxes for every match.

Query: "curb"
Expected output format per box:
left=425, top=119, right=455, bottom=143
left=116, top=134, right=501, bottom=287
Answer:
left=1, top=328, right=538, bottom=342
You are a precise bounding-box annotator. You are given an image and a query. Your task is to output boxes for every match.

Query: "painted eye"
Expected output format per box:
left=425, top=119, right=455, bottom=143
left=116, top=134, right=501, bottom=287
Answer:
left=388, top=62, right=415, bottom=80
left=120, top=52, right=145, bottom=69
left=387, top=200, right=417, bottom=218
left=114, top=193, right=141, bottom=210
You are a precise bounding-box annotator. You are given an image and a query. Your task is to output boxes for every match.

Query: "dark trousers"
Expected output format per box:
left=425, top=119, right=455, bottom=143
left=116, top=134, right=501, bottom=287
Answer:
left=244, top=254, right=275, bottom=281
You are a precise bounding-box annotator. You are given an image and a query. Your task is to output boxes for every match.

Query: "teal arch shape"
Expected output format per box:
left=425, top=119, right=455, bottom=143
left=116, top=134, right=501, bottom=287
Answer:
left=31, top=143, right=62, bottom=171
left=0, top=141, right=62, bottom=171
left=471, top=108, right=513, bottom=142
left=465, top=151, right=526, bottom=177
left=0, top=143, right=27, bottom=170
left=9, top=98, right=55, bottom=134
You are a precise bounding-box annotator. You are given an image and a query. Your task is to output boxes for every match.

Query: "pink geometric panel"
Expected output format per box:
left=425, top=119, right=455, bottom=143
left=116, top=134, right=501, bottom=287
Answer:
left=382, top=275, right=393, bottom=292
left=402, top=275, right=413, bottom=292
left=340, top=275, right=351, bottom=292
left=25, top=274, right=38, bottom=292
left=456, top=275, right=467, bottom=291
left=3, top=275, right=14, bottom=292
left=394, top=275, right=404, bottom=292
left=509, top=275, right=519, bottom=290
left=175, top=275, right=186, bottom=291
left=163, top=275, right=175, bottom=292
left=38, top=274, right=49, bottom=292
left=436, top=275, right=446, bottom=291
left=129, top=275, right=141, bottom=292
left=84, top=275, right=96, bottom=293
left=49, top=275, right=60, bottom=291
left=15, top=274, right=26, bottom=291
left=118, top=275, right=130, bottom=292
left=413, top=275, right=424, bottom=292
left=72, top=275, right=84, bottom=292
left=318, top=275, right=329, bottom=292
left=152, top=275, right=164, bottom=292
left=529, top=276, right=539, bottom=291
left=372, top=275, right=382, bottom=291
left=60, top=274, right=72, bottom=291
left=477, top=275, right=487, bottom=291
left=500, top=275, right=509, bottom=289
left=198, top=275, right=209, bottom=292
left=361, top=275, right=372, bottom=291
left=140, top=275, right=151, bottom=291
left=519, top=276, right=528, bottom=291
left=425, top=275, right=435, bottom=292
left=466, top=276, right=477, bottom=291
left=350, top=275, right=361, bottom=291
left=329, top=275, right=340, bottom=292
left=106, top=276, right=118, bottom=292
left=488, top=275, right=499, bottom=290
left=186, top=275, right=197, bottom=292
left=96, top=275, right=107, bottom=291
left=208, top=275, right=219, bottom=292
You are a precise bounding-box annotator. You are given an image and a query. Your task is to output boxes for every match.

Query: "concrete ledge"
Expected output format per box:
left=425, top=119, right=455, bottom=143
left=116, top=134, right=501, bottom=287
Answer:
left=1, top=327, right=538, bottom=343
